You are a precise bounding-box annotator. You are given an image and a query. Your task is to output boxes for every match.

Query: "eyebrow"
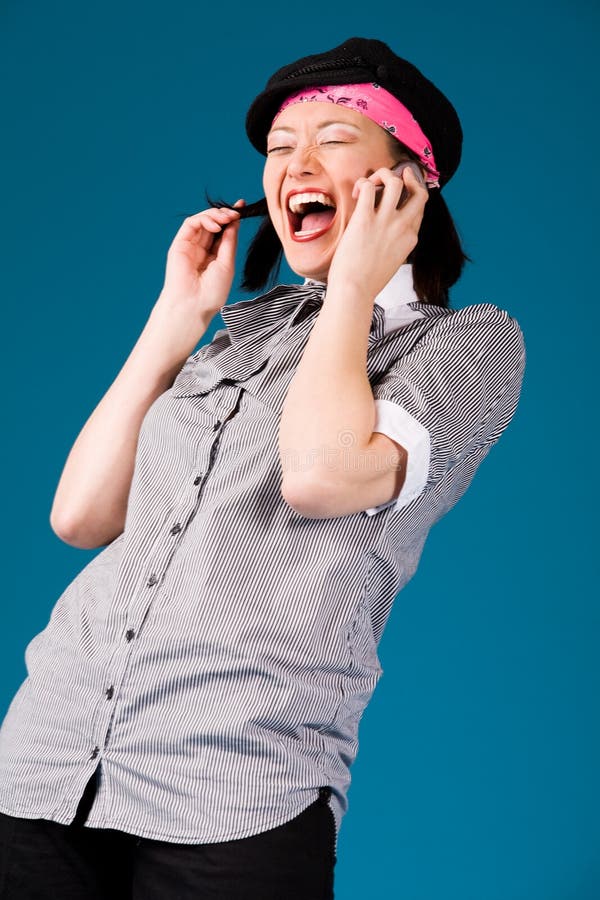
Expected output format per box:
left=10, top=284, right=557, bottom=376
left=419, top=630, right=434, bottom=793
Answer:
left=267, top=120, right=362, bottom=138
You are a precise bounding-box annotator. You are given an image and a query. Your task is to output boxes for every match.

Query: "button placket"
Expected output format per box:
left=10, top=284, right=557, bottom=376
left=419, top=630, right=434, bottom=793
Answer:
left=86, top=381, right=253, bottom=784
left=117, top=383, right=242, bottom=686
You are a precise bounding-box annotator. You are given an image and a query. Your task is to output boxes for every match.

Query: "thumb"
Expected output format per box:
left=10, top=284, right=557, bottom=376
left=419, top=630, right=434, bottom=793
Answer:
left=217, top=198, right=245, bottom=268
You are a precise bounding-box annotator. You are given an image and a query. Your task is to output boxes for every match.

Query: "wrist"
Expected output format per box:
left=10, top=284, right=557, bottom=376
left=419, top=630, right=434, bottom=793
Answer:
left=324, top=275, right=377, bottom=307
left=153, top=291, right=214, bottom=326
left=144, top=300, right=212, bottom=364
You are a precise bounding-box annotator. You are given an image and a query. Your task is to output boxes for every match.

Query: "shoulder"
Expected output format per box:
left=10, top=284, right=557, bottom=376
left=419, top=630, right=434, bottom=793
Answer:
left=445, top=301, right=522, bottom=326
left=425, top=301, right=525, bottom=353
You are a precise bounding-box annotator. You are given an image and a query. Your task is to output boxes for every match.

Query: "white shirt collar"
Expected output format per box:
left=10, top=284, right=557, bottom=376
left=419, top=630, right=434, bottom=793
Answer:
left=303, top=263, right=420, bottom=312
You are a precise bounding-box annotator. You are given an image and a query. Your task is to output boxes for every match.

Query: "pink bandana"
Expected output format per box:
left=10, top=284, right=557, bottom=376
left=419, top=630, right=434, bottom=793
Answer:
left=273, top=82, right=440, bottom=188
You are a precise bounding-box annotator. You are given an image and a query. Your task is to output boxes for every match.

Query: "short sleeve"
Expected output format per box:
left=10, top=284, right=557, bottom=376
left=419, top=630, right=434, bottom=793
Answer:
left=364, top=399, right=430, bottom=515
left=367, top=304, right=526, bottom=513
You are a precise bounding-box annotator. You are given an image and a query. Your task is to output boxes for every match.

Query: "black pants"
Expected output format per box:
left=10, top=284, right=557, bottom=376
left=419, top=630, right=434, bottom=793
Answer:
left=0, top=773, right=336, bottom=899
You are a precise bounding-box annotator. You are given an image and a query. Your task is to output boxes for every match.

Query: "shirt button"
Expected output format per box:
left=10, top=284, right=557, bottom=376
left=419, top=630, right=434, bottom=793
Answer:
left=89, top=746, right=100, bottom=760
left=105, top=685, right=114, bottom=700
left=213, top=420, right=221, bottom=431
left=193, top=475, right=201, bottom=485
left=147, top=574, right=158, bottom=586
left=318, top=786, right=332, bottom=802
left=125, top=629, right=135, bottom=642
left=170, top=523, right=182, bottom=535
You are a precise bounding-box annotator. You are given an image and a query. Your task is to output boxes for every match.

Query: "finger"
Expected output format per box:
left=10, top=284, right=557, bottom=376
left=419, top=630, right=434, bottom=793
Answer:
left=359, top=167, right=407, bottom=216
left=217, top=201, right=245, bottom=234
left=370, top=165, right=399, bottom=186
left=377, top=166, right=428, bottom=218
left=375, top=169, right=408, bottom=214
left=350, top=178, right=381, bottom=222
left=191, top=205, right=242, bottom=220
left=216, top=213, right=241, bottom=269
left=352, top=176, right=377, bottom=206
left=351, top=175, right=367, bottom=201
left=180, top=207, right=241, bottom=236
left=175, top=210, right=241, bottom=255
left=217, top=201, right=244, bottom=237
left=211, top=199, right=244, bottom=240
left=400, top=165, right=429, bottom=199
left=395, top=169, right=429, bottom=215
left=172, top=217, right=223, bottom=253
left=199, top=209, right=242, bottom=230
left=178, top=216, right=221, bottom=238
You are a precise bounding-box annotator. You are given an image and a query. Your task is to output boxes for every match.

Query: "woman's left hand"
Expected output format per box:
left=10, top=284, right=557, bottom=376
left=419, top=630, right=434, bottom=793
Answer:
left=327, top=164, right=429, bottom=299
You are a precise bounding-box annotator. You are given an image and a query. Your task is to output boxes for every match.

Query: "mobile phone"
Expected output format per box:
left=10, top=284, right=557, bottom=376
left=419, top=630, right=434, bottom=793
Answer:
left=375, top=160, right=425, bottom=208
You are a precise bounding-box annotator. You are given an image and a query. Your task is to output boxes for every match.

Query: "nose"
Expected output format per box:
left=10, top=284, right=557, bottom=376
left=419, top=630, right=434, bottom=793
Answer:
left=286, top=143, right=322, bottom=179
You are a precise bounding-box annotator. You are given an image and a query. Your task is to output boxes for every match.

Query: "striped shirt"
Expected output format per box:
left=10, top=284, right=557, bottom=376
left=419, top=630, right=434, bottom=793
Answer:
left=0, top=264, right=526, bottom=855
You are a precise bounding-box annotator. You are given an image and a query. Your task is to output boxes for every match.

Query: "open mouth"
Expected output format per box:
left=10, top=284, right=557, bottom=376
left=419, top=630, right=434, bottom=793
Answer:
left=286, top=191, right=337, bottom=242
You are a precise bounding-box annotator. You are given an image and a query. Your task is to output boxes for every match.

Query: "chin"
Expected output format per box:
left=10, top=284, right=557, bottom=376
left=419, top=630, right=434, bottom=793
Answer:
left=275, top=210, right=342, bottom=285
left=283, top=245, right=334, bottom=285
left=289, top=266, right=329, bottom=284
left=292, top=263, right=329, bottom=282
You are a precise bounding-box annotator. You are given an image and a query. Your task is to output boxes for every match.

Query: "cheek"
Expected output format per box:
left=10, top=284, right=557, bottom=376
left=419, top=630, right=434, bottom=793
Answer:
left=263, top=169, right=283, bottom=220
left=333, top=159, right=371, bottom=198
left=262, top=166, right=274, bottom=199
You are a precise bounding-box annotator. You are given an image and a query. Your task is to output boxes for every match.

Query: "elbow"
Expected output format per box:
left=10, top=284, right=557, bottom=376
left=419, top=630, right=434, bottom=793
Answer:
left=49, top=509, right=121, bottom=550
left=49, top=511, right=90, bottom=548
left=50, top=507, right=79, bottom=546
left=50, top=494, right=83, bottom=546
left=281, top=474, right=341, bottom=519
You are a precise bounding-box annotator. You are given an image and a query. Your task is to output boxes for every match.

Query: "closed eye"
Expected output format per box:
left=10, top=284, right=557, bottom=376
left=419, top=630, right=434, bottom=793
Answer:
left=267, top=141, right=347, bottom=153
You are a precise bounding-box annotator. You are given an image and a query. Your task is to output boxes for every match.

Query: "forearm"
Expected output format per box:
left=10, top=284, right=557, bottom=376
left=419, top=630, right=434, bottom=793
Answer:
left=50, top=298, right=211, bottom=548
left=278, top=280, right=377, bottom=489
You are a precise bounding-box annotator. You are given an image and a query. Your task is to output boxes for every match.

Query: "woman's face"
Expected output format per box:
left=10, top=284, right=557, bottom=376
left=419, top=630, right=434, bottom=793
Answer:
left=263, top=102, right=407, bottom=283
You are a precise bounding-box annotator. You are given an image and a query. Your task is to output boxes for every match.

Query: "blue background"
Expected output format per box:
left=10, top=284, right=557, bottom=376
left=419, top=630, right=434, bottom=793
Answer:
left=1, top=1, right=598, bottom=897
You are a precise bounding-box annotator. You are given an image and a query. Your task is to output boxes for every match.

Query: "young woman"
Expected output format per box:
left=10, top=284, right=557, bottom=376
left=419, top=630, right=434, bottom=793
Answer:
left=0, top=37, right=525, bottom=900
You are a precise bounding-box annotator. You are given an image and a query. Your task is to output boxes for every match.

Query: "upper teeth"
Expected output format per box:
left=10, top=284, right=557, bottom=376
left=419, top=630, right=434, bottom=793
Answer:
left=288, top=192, right=335, bottom=213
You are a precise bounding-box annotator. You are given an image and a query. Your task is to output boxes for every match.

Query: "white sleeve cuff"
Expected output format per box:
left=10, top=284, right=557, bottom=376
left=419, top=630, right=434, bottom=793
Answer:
left=364, top=398, right=431, bottom=516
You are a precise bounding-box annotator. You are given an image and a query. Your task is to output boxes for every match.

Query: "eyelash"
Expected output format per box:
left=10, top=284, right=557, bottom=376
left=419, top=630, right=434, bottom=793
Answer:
left=266, top=141, right=345, bottom=154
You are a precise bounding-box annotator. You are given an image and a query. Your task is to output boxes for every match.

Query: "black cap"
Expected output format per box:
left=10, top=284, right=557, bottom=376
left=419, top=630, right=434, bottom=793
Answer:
left=245, top=37, right=463, bottom=188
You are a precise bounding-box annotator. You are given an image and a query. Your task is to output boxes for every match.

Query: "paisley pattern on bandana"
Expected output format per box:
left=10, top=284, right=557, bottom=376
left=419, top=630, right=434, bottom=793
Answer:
left=273, top=82, right=441, bottom=188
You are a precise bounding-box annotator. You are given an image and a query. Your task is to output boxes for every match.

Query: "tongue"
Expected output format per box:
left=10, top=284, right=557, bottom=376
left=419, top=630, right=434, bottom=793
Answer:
left=299, top=208, right=335, bottom=232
